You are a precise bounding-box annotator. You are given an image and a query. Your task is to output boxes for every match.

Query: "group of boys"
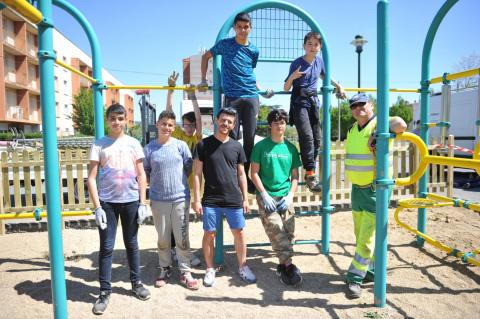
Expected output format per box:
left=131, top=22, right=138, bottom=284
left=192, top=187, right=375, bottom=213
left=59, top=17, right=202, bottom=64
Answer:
left=87, top=11, right=407, bottom=316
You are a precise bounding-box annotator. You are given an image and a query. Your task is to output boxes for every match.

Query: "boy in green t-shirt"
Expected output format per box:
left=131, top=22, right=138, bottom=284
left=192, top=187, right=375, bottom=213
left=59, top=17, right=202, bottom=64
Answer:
left=250, top=109, right=303, bottom=286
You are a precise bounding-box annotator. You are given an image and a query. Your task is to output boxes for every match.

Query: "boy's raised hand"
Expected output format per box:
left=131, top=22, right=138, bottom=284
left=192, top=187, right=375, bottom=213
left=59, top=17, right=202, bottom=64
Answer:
left=186, top=84, right=197, bottom=99
left=168, top=71, right=179, bottom=87
left=198, top=79, right=209, bottom=92
left=335, top=84, right=347, bottom=100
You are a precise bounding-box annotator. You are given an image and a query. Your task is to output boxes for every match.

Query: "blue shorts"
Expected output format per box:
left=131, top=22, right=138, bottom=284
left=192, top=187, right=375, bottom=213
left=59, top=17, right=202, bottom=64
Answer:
left=202, top=206, right=245, bottom=232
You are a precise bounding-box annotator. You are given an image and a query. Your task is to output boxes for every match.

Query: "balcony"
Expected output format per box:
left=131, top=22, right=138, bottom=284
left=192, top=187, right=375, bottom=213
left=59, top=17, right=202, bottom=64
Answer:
left=29, top=110, right=39, bottom=122
left=7, top=106, right=24, bottom=120
left=3, top=40, right=25, bottom=56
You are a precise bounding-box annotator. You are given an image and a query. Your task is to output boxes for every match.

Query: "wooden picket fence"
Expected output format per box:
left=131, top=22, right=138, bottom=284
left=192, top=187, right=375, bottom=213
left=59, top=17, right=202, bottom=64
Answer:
left=0, top=140, right=453, bottom=231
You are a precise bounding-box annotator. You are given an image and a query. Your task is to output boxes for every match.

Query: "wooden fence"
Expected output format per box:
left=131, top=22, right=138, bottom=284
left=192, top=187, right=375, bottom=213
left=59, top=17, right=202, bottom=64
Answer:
left=0, top=140, right=453, bottom=216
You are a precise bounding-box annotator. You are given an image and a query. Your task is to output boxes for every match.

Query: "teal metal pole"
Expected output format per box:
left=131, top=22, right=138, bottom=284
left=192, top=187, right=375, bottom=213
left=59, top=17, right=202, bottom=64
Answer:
left=37, top=0, right=68, bottom=317
left=320, top=37, right=333, bottom=256
left=374, top=0, right=390, bottom=308
left=418, top=0, right=458, bottom=246
left=53, top=0, right=105, bottom=138
left=212, top=13, right=233, bottom=266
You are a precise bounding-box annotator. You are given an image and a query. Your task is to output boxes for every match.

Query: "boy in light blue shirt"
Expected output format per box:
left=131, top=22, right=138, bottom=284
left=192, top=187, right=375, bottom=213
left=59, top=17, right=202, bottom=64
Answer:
left=144, top=110, right=200, bottom=290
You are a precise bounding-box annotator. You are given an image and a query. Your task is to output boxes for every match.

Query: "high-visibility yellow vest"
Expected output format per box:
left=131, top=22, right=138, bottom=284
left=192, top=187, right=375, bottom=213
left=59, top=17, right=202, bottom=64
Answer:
left=345, top=117, right=393, bottom=186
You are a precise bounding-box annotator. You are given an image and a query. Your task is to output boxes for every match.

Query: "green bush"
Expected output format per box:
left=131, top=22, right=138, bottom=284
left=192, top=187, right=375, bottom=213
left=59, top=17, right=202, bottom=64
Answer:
left=0, top=132, right=14, bottom=141
left=25, top=132, right=43, bottom=139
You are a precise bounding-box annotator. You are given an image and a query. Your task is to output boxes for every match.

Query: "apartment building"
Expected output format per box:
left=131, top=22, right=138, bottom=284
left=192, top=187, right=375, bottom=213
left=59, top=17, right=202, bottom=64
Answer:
left=1, top=7, right=134, bottom=136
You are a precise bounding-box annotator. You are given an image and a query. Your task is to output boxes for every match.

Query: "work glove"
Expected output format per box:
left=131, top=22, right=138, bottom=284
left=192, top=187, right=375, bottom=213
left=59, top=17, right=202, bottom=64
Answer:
left=260, top=191, right=277, bottom=214
left=261, top=88, right=274, bottom=99
left=168, top=71, right=179, bottom=87
left=137, top=204, right=148, bottom=225
left=94, top=207, right=107, bottom=230
left=277, top=192, right=293, bottom=212
left=198, top=79, right=209, bottom=92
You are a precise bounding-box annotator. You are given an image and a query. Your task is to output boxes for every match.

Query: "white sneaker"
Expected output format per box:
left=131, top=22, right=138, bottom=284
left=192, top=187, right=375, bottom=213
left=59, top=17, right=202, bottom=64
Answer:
left=203, top=268, right=216, bottom=287
left=238, top=265, right=257, bottom=284
left=191, top=254, right=202, bottom=267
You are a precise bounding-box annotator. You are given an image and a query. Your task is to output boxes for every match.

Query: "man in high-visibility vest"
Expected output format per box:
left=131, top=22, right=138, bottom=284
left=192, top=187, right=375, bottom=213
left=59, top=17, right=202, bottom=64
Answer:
left=344, top=93, right=406, bottom=299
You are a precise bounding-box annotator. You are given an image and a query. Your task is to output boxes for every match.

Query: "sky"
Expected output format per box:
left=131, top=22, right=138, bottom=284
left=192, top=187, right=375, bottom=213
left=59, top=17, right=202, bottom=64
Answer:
left=50, top=0, right=479, bottom=121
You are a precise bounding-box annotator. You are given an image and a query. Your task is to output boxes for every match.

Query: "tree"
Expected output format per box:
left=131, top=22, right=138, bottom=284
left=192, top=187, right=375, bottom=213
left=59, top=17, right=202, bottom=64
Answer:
left=71, top=88, right=107, bottom=136
left=128, top=123, right=142, bottom=142
left=330, top=100, right=355, bottom=141
left=389, top=96, right=413, bottom=125
left=71, top=88, right=95, bottom=136
left=256, top=104, right=298, bottom=142
left=453, top=52, right=480, bottom=90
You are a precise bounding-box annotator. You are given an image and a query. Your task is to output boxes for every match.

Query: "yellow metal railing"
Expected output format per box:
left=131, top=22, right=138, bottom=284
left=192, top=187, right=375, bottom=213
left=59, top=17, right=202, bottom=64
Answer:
left=395, top=132, right=480, bottom=186
left=430, top=68, right=480, bottom=84
left=1, top=0, right=42, bottom=24
left=394, top=197, right=480, bottom=266
left=55, top=59, right=98, bottom=84
left=0, top=210, right=92, bottom=220
left=106, top=85, right=200, bottom=90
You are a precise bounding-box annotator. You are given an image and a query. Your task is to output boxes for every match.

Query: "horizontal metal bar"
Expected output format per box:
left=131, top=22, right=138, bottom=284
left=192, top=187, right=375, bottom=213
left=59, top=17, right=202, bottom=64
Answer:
left=55, top=59, right=98, bottom=83
left=1, top=0, right=43, bottom=24
left=430, top=68, right=480, bottom=84
left=224, top=239, right=321, bottom=249
left=344, top=87, right=419, bottom=93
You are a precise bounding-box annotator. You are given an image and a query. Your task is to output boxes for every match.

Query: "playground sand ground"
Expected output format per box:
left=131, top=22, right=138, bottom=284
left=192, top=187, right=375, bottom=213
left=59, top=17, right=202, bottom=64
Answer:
left=1, top=206, right=479, bottom=319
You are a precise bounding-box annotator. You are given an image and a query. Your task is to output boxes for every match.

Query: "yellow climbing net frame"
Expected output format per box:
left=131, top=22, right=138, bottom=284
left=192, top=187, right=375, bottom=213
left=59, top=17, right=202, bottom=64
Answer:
left=395, top=195, right=480, bottom=266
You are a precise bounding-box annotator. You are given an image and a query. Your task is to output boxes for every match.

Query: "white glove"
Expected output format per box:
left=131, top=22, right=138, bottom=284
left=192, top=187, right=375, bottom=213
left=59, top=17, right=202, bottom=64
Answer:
left=94, top=207, right=107, bottom=230
left=261, top=88, right=274, bottom=99
left=137, top=204, right=148, bottom=225
left=277, top=192, right=293, bottom=212
left=260, top=191, right=277, bottom=213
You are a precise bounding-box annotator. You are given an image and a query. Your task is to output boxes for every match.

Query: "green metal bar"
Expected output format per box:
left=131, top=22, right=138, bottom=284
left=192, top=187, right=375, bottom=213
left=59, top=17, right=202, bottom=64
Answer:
left=213, top=0, right=332, bottom=263
left=53, top=0, right=105, bottom=139
left=374, top=0, right=390, bottom=308
left=37, top=0, right=68, bottom=317
left=224, top=239, right=321, bottom=249
left=418, top=0, right=458, bottom=247
left=258, top=58, right=293, bottom=63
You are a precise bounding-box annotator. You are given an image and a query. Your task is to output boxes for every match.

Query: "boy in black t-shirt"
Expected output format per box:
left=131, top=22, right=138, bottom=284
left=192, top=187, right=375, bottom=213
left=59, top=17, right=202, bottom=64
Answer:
left=192, top=108, right=256, bottom=286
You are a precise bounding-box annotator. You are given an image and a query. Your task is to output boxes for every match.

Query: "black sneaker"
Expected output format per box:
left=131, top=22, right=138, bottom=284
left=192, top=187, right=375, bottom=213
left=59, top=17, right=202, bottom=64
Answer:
left=305, top=174, right=322, bottom=192
left=346, top=282, right=362, bottom=299
left=276, top=264, right=286, bottom=277
left=92, top=291, right=110, bottom=315
left=132, top=282, right=151, bottom=301
left=280, top=264, right=303, bottom=286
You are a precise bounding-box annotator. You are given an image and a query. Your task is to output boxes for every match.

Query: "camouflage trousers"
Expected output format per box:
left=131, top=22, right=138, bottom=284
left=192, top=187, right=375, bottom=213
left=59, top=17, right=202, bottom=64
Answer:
left=256, top=194, right=295, bottom=264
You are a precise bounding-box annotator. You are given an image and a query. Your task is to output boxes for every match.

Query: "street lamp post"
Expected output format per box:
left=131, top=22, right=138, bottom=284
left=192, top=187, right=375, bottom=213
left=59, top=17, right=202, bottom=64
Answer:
left=350, top=35, right=368, bottom=93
